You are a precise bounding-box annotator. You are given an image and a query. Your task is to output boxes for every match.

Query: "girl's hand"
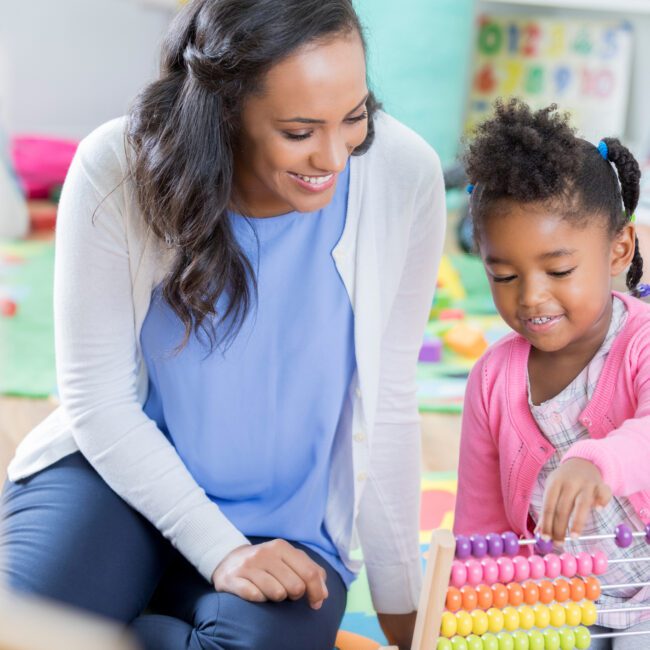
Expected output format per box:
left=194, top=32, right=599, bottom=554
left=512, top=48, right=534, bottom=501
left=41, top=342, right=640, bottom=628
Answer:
left=211, top=539, right=328, bottom=609
left=538, top=458, right=612, bottom=544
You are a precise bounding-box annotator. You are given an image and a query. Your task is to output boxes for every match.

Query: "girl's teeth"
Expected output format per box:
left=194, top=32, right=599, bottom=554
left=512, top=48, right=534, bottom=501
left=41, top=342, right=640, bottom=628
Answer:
left=297, top=173, right=333, bottom=185
left=532, top=317, right=552, bottom=324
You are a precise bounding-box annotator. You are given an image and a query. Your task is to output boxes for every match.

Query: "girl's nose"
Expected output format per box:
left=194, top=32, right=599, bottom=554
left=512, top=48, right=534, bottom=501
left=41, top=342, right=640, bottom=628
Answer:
left=519, top=277, right=548, bottom=307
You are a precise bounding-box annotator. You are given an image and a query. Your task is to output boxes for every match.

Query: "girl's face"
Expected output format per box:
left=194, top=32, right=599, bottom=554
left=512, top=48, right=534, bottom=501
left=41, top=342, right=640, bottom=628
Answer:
left=233, top=32, right=369, bottom=217
left=479, top=202, right=635, bottom=358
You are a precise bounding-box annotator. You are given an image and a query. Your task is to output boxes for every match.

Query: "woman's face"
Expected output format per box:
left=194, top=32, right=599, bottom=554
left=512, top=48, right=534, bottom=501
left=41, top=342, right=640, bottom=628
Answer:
left=233, top=31, right=369, bottom=217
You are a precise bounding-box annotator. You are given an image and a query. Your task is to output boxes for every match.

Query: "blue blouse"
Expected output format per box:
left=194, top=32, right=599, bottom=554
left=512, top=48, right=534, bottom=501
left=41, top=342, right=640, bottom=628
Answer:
left=141, top=163, right=356, bottom=585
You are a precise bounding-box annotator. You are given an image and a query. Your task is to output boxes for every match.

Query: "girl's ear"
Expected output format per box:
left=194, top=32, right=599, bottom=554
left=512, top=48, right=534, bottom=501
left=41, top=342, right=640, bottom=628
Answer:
left=611, top=223, right=636, bottom=276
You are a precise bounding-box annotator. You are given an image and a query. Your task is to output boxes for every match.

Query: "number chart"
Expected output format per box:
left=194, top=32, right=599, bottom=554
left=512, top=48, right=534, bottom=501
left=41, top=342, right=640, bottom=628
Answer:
left=466, top=16, right=633, bottom=142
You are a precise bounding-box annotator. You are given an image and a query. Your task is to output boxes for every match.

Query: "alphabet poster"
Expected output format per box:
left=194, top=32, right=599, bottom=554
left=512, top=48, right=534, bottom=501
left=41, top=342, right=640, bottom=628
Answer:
left=466, top=16, right=633, bottom=141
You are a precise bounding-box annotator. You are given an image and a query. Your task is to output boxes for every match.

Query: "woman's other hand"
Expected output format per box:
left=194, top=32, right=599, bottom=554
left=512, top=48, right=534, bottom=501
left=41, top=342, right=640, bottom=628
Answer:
left=211, top=539, right=328, bottom=609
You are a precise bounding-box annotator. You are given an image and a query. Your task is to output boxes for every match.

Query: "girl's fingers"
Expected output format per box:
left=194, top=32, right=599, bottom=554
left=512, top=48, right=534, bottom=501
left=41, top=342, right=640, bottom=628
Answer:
left=551, top=487, right=577, bottom=543
left=595, top=483, right=613, bottom=508
left=568, top=490, right=592, bottom=538
left=539, top=481, right=561, bottom=541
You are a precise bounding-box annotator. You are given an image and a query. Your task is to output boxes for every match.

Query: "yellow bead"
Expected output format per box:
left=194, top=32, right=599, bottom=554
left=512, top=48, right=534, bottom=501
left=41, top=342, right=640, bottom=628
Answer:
left=517, top=605, right=535, bottom=630
left=581, top=601, right=598, bottom=627
left=456, top=610, right=473, bottom=637
left=533, top=604, right=551, bottom=629
left=502, top=606, right=520, bottom=632
left=487, top=607, right=505, bottom=634
left=549, top=603, right=566, bottom=628
left=471, top=609, right=489, bottom=636
left=441, top=611, right=457, bottom=638
left=564, top=602, right=582, bottom=627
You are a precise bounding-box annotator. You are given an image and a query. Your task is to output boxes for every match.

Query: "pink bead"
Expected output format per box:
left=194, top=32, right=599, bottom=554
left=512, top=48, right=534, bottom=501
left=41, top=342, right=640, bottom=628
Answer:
left=512, top=555, right=530, bottom=582
left=450, top=560, right=468, bottom=587
left=497, top=556, right=515, bottom=584
left=544, top=553, right=562, bottom=579
left=528, top=555, right=546, bottom=580
left=560, top=552, right=578, bottom=578
left=592, top=551, right=609, bottom=576
left=575, top=552, right=593, bottom=576
left=481, top=557, right=500, bottom=584
left=465, top=559, right=483, bottom=585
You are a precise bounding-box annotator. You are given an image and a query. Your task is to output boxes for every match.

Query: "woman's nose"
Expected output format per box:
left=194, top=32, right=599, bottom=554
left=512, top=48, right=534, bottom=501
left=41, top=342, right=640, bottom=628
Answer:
left=311, top=135, right=349, bottom=173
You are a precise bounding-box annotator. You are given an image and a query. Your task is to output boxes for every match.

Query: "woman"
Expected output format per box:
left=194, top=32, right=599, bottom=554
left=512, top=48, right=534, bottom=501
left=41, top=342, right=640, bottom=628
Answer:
left=1, top=1, right=445, bottom=648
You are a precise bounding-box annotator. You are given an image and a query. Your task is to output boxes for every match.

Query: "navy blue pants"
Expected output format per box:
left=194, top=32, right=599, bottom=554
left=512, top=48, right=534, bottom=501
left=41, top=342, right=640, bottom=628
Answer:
left=0, top=453, right=347, bottom=650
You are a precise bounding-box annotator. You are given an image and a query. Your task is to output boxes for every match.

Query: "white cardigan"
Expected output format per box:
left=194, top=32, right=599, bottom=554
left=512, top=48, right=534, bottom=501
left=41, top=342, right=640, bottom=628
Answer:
left=8, top=112, right=446, bottom=613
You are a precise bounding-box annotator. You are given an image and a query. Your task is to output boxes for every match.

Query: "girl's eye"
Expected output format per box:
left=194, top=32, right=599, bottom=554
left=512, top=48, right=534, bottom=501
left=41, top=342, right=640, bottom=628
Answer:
left=549, top=267, right=576, bottom=277
left=492, top=275, right=516, bottom=283
left=345, top=111, right=368, bottom=125
left=283, top=131, right=312, bottom=141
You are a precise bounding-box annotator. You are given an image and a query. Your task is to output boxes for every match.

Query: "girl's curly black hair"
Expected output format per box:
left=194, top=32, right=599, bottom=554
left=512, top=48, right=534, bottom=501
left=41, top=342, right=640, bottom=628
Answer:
left=464, top=98, right=642, bottom=292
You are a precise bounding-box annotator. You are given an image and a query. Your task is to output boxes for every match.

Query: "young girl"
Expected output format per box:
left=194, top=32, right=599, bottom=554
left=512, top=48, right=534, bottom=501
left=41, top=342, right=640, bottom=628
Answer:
left=454, top=99, right=649, bottom=648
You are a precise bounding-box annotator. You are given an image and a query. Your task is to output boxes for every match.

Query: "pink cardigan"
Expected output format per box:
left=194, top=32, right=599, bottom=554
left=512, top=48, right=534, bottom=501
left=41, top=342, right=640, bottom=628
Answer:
left=454, top=291, right=650, bottom=539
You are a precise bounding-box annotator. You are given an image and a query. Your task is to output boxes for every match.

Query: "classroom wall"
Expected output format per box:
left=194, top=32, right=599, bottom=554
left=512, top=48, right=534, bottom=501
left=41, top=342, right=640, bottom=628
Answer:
left=0, top=0, right=173, bottom=139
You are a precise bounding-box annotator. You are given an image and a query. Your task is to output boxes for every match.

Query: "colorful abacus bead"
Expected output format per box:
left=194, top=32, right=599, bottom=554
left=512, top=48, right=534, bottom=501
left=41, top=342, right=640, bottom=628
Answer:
left=501, top=532, right=520, bottom=556
left=512, top=556, right=530, bottom=582
left=544, top=553, right=562, bottom=579
left=645, top=523, right=650, bottom=544
left=471, top=609, right=489, bottom=636
left=486, top=532, right=504, bottom=557
left=486, top=607, right=505, bottom=634
left=466, top=635, right=483, bottom=650
left=506, top=582, right=524, bottom=607
left=584, top=576, right=601, bottom=601
left=570, top=577, right=586, bottom=602
left=451, top=561, right=468, bottom=588
left=481, top=633, right=499, bottom=650
left=581, top=600, right=598, bottom=626
left=549, top=603, right=566, bottom=627
left=456, top=535, right=472, bottom=559
left=574, top=551, right=593, bottom=576
left=481, top=558, right=500, bottom=584
left=543, top=629, right=561, bottom=650
left=521, top=581, right=539, bottom=606
left=537, top=580, right=555, bottom=604
left=559, top=552, right=578, bottom=578
left=466, top=559, right=483, bottom=585
left=471, top=534, right=489, bottom=558
left=511, top=631, right=529, bottom=650
left=496, top=557, right=515, bottom=583
left=476, top=583, right=494, bottom=609
left=501, top=607, right=519, bottom=632
left=527, top=555, right=545, bottom=580
left=496, top=631, right=514, bottom=649
left=461, top=586, right=478, bottom=611
left=518, top=605, right=535, bottom=630
left=615, top=523, right=633, bottom=548
left=447, top=586, right=462, bottom=612
left=528, top=630, right=544, bottom=650
left=591, top=550, right=608, bottom=575
left=533, top=604, right=550, bottom=628
left=559, top=629, right=575, bottom=650
left=565, top=602, right=583, bottom=627
left=451, top=636, right=468, bottom=650
left=456, top=611, right=473, bottom=637
left=575, top=626, right=591, bottom=650
left=534, top=533, right=554, bottom=555
left=553, top=578, right=571, bottom=603
left=491, top=583, right=509, bottom=609
left=441, top=611, right=457, bottom=638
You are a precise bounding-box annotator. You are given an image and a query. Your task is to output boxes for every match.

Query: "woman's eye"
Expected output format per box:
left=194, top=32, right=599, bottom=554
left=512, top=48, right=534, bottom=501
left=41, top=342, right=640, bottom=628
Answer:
left=492, top=275, right=516, bottom=283
left=345, top=111, right=368, bottom=125
left=282, top=131, right=312, bottom=141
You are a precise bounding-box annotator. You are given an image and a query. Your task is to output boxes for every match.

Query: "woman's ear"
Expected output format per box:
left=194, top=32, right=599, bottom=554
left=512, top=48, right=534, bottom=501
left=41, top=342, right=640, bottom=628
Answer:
left=611, top=223, right=636, bottom=276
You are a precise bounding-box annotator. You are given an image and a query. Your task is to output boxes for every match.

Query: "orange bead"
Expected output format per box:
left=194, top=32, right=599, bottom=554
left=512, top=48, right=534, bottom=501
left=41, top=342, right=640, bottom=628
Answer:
left=584, top=576, right=601, bottom=601
left=491, top=583, right=509, bottom=609
left=476, top=583, right=494, bottom=610
left=571, top=577, right=586, bottom=602
left=507, top=582, right=524, bottom=607
left=538, top=580, right=555, bottom=604
left=461, top=585, right=478, bottom=611
left=553, top=578, right=571, bottom=603
left=446, top=586, right=462, bottom=612
left=522, top=580, right=540, bottom=606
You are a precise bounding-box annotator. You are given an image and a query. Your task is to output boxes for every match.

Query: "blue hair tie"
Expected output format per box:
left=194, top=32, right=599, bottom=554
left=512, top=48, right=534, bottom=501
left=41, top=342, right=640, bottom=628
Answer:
left=466, top=183, right=475, bottom=195
left=597, top=140, right=609, bottom=161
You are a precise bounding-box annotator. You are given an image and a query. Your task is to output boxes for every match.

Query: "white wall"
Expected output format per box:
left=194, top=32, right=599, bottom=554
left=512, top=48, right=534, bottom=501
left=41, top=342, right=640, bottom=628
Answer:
left=0, top=0, right=174, bottom=139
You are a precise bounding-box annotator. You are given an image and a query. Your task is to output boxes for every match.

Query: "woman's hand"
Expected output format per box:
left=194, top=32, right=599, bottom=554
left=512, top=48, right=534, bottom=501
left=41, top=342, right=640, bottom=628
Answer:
left=211, top=539, right=328, bottom=609
left=537, top=458, right=612, bottom=543
left=377, top=611, right=417, bottom=650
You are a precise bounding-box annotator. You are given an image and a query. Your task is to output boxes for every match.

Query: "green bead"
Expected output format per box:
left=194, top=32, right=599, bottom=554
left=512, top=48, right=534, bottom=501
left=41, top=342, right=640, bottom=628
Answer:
left=513, top=631, right=530, bottom=650
left=528, top=630, right=545, bottom=650
left=451, top=636, right=469, bottom=650
left=437, top=638, right=453, bottom=650
left=482, top=633, right=500, bottom=650
left=543, top=629, right=560, bottom=650
left=558, top=629, right=575, bottom=650
left=497, top=632, right=515, bottom=650
left=574, top=626, right=591, bottom=650
left=466, top=635, right=483, bottom=650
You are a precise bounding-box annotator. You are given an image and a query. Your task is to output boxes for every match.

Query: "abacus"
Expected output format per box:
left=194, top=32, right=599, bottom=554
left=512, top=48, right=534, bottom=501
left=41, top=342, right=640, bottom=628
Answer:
left=412, top=525, right=650, bottom=650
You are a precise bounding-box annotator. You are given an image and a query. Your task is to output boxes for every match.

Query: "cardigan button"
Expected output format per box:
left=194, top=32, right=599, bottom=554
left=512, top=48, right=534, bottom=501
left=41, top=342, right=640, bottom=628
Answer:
left=357, top=472, right=367, bottom=482
left=353, top=432, right=366, bottom=443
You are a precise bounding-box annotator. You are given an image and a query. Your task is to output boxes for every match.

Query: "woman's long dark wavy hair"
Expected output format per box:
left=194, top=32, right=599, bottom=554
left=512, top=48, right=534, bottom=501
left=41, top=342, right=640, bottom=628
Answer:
left=464, top=98, right=642, bottom=292
left=127, top=0, right=379, bottom=349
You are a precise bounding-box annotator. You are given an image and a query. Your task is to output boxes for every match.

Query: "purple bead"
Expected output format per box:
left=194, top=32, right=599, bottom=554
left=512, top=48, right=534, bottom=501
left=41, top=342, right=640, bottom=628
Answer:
left=486, top=532, right=504, bottom=557
left=455, top=535, right=472, bottom=559
left=501, top=531, right=520, bottom=556
left=645, top=523, right=650, bottom=544
left=471, top=534, right=488, bottom=558
left=534, top=533, right=554, bottom=555
left=615, top=523, right=633, bottom=548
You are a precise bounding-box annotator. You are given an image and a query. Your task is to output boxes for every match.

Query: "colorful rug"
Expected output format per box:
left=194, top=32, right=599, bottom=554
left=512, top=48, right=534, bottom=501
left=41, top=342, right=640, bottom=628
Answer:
left=340, top=471, right=457, bottom=643
left=0, top=239, right=55, bottom=397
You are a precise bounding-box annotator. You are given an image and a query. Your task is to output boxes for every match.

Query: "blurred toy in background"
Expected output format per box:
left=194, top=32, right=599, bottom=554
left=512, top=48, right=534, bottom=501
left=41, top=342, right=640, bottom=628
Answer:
left=0, top=124, right=28, bottom=239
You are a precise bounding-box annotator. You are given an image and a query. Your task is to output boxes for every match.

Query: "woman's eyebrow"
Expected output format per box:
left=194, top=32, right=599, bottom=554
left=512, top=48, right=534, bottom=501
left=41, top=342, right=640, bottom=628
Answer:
left=276, top=93, right=369, bottom=124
